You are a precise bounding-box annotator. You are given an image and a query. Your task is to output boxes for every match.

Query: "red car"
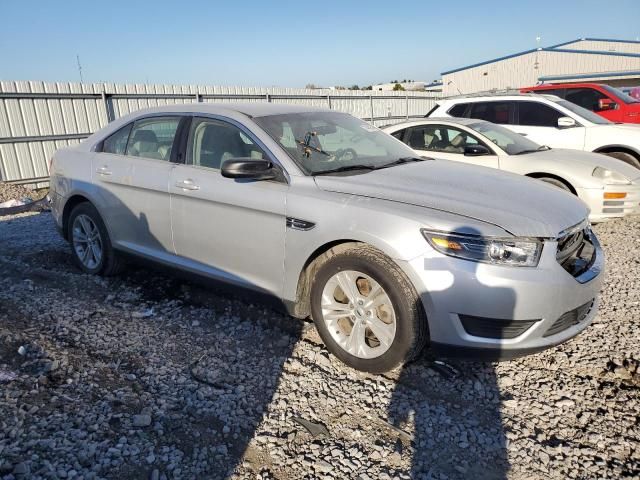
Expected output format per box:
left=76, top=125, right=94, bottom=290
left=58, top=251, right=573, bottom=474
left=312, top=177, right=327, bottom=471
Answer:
left=521, top=83, right=640, bottom=124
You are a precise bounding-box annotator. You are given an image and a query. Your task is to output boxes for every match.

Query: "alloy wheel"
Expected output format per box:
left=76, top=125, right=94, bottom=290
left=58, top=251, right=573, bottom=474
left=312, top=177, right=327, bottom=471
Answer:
left=72, top=214, right=103, bottom=270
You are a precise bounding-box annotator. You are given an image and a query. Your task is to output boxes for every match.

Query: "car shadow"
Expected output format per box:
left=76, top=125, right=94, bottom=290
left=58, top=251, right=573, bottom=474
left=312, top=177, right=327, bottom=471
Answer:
left=387, top=228, right=514, bottom=479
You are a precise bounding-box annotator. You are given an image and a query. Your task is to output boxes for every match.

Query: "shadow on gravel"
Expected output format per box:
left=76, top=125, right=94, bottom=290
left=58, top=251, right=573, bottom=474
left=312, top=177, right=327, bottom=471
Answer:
left=388, top=228, right=513, bottom=479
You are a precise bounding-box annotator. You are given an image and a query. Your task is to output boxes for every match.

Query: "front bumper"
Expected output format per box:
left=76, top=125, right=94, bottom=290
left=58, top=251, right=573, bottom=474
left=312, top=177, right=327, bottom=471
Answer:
left=400, top=232, right=604, bottom=360
left=578, top=184, right=640, bottom=222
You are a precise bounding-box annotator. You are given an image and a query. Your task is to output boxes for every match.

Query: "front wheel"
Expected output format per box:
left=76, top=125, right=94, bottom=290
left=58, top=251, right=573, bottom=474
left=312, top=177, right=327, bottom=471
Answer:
left=538, top=176, right=572, bottom=193
left=310, top=244, right=427, bottom=373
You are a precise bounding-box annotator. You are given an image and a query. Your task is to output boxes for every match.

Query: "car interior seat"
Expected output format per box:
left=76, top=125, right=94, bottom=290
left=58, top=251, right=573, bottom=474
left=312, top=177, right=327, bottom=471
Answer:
left=197, top=124, right=249, bottom=169
left=444, top=133, right=466, bottom=153
left=128, top=130, right=163, bottom=159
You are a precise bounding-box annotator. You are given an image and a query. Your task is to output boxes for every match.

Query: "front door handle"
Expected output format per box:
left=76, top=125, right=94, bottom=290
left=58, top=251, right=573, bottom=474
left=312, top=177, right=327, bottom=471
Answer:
left=516, top=132, right=528, bottom=136
left=96, top=166, right=112, bottom=176
left=175, top=179, right=200, bottom=191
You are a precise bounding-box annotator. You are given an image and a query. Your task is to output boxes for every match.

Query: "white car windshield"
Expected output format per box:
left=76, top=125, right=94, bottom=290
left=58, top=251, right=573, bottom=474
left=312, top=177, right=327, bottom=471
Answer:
left=470, top=121, right=544, bottom=155
left=254, top=112, right=421, bottom=175
left=556, top=100, right=611, bottom=125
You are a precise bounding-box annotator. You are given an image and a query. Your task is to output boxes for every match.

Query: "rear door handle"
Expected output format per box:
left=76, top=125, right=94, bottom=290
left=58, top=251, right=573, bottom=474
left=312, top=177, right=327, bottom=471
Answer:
left=96, top=166, right=112, bottom=176
left=175, top=179, right=200, bottom=191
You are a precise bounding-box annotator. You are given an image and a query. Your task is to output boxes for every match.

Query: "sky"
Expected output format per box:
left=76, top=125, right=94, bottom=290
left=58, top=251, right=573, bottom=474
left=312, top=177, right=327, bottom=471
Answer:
left=1, top=0, right=639, bottom=88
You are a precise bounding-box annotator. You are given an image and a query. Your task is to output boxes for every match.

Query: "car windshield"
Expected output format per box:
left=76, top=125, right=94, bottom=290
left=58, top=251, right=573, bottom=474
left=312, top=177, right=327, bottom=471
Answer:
left=469, top=121, right=543, bottom=155
left=253, top=112, right=419, bottom=175
left=556, top=100, right=611, bottom=124
left=602, top=85, right=640, bottom=104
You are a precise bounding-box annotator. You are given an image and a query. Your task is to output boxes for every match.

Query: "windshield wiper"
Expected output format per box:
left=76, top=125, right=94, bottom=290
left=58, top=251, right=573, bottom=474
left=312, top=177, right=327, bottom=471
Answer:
left=376, top=156, right=431, bottom=169
left=513, top=145, right=551, bottom=155
left=312, top=164, right=378, bottom=176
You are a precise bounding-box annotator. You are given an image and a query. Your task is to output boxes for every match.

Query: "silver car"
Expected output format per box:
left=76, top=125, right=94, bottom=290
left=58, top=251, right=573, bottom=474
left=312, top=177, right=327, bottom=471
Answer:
left=49, top=104, right=604, bottom=373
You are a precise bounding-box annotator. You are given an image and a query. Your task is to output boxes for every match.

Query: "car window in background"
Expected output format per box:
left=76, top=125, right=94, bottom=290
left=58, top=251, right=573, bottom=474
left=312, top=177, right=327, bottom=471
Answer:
left=126, top=117, right=180, bottom=161
left=406, top=125, right=483, bottom=154
left=468, top=102, right=513, bottom=124
left=187, top=118, right=265, bottom=170
left=517, top=101, right=563, bottom=127
left=447, top=103, right=469, bottom=117
left=102, top=123, right=132, bottom=155
left=470, top=121, right=542, bottom=155
left=390, top=129, right=406, bottom=140
left=556, top=100, right=612, bottom=124
left=565, top=88, right=608, bottom=111
left=254, top=112, right=417, bottom=175
left=601, top=85, right=640, bottom=104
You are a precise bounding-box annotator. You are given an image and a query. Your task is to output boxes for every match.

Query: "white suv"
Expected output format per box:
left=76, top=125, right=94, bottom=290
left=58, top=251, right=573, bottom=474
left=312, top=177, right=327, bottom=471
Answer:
left=428, top=94, right=640, bottom=169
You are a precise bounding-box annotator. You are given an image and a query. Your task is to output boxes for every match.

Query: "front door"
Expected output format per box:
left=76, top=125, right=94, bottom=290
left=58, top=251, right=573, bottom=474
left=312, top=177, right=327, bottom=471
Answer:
left=510, top=101, right=586, bottom=150
left=169, top=116, right=288, bottom=295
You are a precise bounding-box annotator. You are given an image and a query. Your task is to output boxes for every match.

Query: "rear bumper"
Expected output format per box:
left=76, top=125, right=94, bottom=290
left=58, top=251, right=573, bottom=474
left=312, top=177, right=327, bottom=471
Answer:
left=399, top=232, right=604, bottom=359
left=577, top=184, right=640, bottom=221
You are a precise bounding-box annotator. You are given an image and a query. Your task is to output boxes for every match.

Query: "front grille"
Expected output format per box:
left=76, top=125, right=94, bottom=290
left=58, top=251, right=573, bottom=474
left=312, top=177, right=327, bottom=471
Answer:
left=459, top=315, right=539, bottom=339
left=543, top=299, right=594, bottom=337
left=556, top=225, right=595, bottom=278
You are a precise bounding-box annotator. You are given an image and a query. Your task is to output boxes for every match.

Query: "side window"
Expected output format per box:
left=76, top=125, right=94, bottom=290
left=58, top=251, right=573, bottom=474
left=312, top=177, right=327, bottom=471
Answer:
left=126, top=117, right=180, bottom=161
left=517, top=101, right=563, bottom=127
left=102, top=123, right=132, bottom=155
left=565, top=88, right=608, bottom=112
left=448, top=103, right=469, bottom=117
left=188, top=118, right=266, bottom=170
left=468, top=102, right=513, bottom=124
left=406, top=125, right=483, bottom=154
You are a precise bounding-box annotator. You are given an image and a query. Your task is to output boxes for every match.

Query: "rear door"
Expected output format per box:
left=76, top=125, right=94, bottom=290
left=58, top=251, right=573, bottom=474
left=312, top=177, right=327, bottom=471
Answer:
left=565, top=87, right=621, bottom=122
left=169, top=116, right=288, bottom=295
left=401, top=124, right=500, bottom=168
left=93, top=116, right=182, bottom=256
left=513, top=101, right=585, bottom=149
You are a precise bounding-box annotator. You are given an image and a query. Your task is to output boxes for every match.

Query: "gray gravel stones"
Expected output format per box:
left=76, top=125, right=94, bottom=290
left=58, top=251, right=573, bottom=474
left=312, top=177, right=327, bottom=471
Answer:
left=0, top=208, right=638, bottom=479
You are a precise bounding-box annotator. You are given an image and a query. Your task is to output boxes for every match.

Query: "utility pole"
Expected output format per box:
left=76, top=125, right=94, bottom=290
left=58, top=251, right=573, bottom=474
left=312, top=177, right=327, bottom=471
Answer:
left=76, top=55, right=83, bottom=83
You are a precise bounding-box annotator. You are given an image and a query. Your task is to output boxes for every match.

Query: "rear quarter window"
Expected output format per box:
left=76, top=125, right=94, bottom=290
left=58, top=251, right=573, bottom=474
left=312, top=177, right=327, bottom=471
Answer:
left=447, top=103, right=469, bottom=117
left=101, top=123, right=132, bottom=155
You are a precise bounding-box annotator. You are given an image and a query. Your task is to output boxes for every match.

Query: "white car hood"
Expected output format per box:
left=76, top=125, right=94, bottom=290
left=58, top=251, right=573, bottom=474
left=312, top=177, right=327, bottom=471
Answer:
left=314, top=160, right=589, bottom=238
left=528, top=149, right=640, bottom=181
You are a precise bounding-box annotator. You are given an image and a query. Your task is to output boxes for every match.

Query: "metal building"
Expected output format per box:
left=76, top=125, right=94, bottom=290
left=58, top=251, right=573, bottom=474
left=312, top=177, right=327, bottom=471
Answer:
left=441, top=38, right=640, bottom=96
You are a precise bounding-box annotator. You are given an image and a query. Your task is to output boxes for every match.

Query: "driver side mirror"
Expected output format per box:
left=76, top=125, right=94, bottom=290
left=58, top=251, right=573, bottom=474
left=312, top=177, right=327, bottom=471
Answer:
left=463, top=145, right=491, bottom=156
left=557, top=116, right=577, bottom=129
left=221, top=158, right=277, bottom=180
left=597, top=98, right=617, bottom=111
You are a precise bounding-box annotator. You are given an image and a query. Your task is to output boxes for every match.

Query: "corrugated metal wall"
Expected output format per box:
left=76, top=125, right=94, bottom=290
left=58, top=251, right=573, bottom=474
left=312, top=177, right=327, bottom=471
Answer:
left=442, top=50, right=640, bottom=95
left=0, top=81, right=441, bottom=185
left=561, top=40, right=640, bottom=55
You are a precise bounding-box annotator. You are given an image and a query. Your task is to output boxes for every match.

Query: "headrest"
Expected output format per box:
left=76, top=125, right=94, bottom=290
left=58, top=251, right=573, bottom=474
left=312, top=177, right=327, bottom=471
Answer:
left=131, top=130, right=158, bottom=144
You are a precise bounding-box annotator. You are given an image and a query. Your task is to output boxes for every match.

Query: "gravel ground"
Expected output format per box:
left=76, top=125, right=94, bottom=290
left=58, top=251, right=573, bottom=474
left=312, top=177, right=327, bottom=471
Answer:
left=0, top=209, right=638, bottom=480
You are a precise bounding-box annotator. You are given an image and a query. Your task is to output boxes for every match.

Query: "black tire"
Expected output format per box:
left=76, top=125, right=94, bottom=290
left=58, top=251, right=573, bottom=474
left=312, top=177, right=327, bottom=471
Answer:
left=67, top=202, right=125, bottom=276
left=309, top=243, right=428, bottom=373
left=601, top=151, right=640, bottom=170
left=539, top=177, right=572, bottom=193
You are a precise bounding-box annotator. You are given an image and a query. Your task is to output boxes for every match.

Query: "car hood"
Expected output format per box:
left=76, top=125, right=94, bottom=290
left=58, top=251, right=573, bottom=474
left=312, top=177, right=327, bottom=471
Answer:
left=527, top=149, right=640, bottom=181
left=314, top=160, right=589, bottom=238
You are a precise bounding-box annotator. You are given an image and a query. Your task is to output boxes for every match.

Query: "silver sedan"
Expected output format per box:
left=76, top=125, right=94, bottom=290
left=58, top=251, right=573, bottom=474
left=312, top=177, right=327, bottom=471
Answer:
left=49, top=104, right=603, bottom=372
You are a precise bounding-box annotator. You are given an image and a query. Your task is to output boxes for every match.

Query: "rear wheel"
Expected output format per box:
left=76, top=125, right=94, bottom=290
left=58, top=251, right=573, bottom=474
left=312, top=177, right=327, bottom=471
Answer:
left=67, top=202, right=124, bottom=276
left=601, top=151, right=640, bottom=170
left=310, top=244, right=427, bottom=373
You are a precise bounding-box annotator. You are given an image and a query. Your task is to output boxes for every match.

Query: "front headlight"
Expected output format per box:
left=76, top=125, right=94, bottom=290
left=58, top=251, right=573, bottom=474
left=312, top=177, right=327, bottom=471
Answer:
left=422, top=230, right=542, bottom=267
left=592, top=166, right=631, bottom=185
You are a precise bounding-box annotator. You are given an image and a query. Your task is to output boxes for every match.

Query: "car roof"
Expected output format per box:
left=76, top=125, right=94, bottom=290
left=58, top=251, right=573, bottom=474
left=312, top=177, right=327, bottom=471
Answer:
left=441, top=93, right=562, bottom=103
left=119, top=102, right=333, bottom=118
left=384, top=117, right=488, bottom=130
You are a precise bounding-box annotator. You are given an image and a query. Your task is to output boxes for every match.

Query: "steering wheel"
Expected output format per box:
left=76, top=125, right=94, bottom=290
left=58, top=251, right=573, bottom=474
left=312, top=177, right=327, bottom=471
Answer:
left=334, top=148, right=358, bottom=163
